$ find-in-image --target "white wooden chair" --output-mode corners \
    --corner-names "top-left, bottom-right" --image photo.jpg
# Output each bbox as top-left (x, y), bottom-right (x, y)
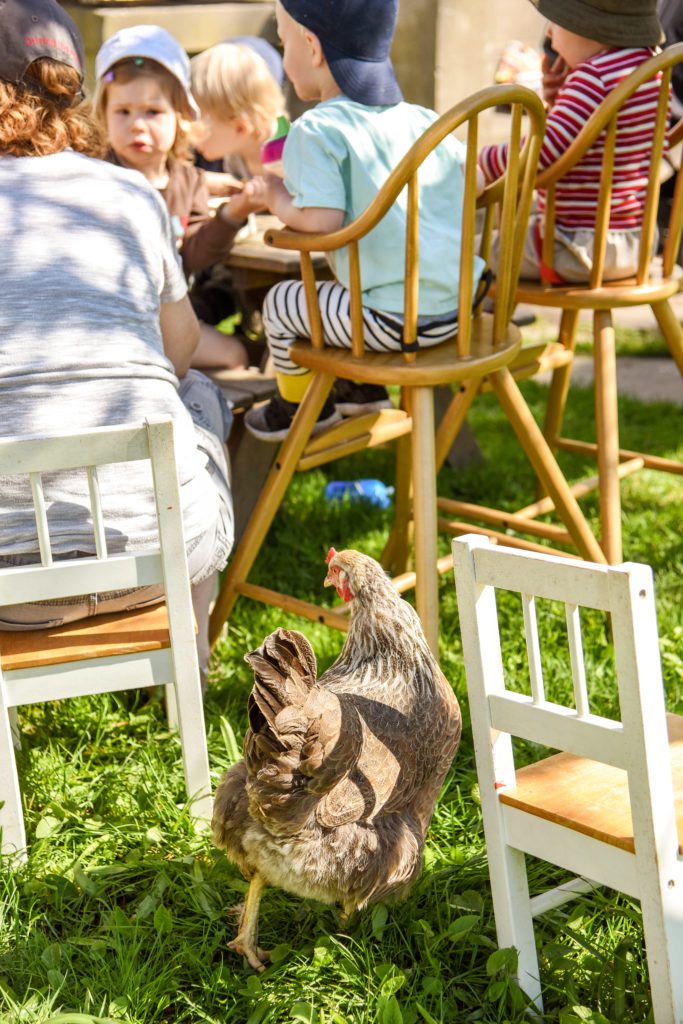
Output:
top-left (451, 533), bottom-right (683, 1020)
top-left (0, 418), bottom-right (212, 859)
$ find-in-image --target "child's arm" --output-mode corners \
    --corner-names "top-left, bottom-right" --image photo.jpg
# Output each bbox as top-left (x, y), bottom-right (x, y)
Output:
top-left (478, 63), bottom-right (608, 186)
top-left (260, 173), bottom-right (345, 233)
top-left (180, 168), bottom-right (260, 274)
top-left (160, 295), bottom-right (200, 378)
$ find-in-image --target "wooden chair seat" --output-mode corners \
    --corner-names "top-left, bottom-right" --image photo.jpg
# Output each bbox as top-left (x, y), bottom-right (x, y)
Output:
top-left (0, 603), bottom-right (170, 672)
top-left (515, 274), bottom-right (680, 310)
top-left (290, 315), bottom-right (522, 386)
top-left (501, 712), bottom-right (683, 855)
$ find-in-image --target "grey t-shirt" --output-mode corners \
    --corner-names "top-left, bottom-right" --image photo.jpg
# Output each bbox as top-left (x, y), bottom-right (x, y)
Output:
top-left (0, 150), bottom-right (223, 560)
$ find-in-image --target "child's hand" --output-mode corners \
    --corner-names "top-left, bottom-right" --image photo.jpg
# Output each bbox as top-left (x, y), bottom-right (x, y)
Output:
top-left (542, 51), bottom-right (569, 107)
top-left (205, 170), bottom-right (244, 197)
top-left (220, 178), bottom-right (268, 222)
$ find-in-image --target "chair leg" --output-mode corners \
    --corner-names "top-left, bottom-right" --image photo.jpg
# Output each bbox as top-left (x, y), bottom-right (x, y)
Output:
top-left (9, 705), bottom-right (20, 750)
top-left (435, 378), bottom-right (480, 472)
top-left (209, 373), bottom-right (335, 645)
top-left (536, 308), bottom-right (580, 500)
top-left (172, 654), bottom-right (213, 825)
top-left (411, 386), bottom-right (440, 656)
top-left (381, 428), bottom-right (412, 576)
top-left (0, 690), bottom-right (27, 860)
top-left (488, 842), bottom-right (543, 1011)
top-left (651, 298), bottom-right (683, 378)
top-left (542, 308), bottom-right (580, 450)
top-left (593, 309), bottom-right (622, 564)
top-left (490, 367), bottom-right (605, 564)
top-left (639, 870), bottom-right (683, 1023)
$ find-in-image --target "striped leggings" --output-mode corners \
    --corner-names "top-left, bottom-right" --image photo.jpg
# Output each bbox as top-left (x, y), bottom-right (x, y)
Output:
top-left (262, 279), bottom-right (459, 377)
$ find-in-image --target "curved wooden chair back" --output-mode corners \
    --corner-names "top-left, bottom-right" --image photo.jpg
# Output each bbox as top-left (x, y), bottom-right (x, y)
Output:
top-left (265, 83), bottom-right (545, 360)
top-left (535, 43), bottom-right (683, 288)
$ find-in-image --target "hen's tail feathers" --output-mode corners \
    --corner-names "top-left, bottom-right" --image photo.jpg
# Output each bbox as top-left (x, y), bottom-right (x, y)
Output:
top-left (243, 628), bottom-right (363, 837)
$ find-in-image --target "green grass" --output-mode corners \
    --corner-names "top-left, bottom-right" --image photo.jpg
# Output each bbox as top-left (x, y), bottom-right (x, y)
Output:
top-left (1, 367), bottom-right (682, 1024)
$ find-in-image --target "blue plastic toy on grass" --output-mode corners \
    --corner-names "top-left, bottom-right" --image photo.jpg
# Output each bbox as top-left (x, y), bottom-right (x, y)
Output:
top-left (324, 479), bottom-right (394, 509)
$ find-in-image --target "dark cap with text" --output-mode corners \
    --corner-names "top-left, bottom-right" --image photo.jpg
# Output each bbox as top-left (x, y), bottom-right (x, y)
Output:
top-left (0, 0), bottom-right (84, 84)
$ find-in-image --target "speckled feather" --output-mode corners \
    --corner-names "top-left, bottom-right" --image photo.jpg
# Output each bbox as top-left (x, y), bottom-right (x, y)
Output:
top-left (212, 549), bottom-right (461, 913)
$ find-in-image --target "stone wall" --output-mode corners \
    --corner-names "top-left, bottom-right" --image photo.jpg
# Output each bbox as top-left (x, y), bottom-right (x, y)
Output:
top-left (393, 0), bottom-right (543, 111)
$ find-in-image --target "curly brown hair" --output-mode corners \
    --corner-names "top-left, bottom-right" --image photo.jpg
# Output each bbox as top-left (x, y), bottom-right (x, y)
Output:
top-left (0, 58), bottom-right (105, 158)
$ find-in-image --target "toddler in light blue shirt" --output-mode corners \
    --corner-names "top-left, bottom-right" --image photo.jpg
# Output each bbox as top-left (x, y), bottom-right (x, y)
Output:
top-left (245, 0), bottom-right (484, 441)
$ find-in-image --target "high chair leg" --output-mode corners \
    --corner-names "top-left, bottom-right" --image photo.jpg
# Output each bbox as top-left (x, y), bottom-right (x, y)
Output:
top-left (435, 378), bottom-right (480, 472)
top-left (0, 692), bottom-right (26, 860)
top-left (209, 372), bottom-right (335, 645)
top-left (490, 367), bottom-right (605, 563)
top-left (651, 298), bottom-right (683, 377)
top-left (542, 308), bottom-right (580, 450)
top-left (411, 386), bottom-right (440, 656)
top-left (381, 428), bottom-right (412, 577)
top-left (593, 309), bottom-right (622, 564)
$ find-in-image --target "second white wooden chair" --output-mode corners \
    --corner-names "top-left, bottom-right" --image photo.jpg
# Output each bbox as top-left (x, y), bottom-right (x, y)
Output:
top-left (452, 533), bottom-right (683, 1020)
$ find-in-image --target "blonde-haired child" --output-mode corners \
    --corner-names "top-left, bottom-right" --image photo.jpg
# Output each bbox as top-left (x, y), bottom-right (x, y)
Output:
top-left (95, 26), bottom-right (263, 367)
top-left (191, 41), bottom-right (286, 188)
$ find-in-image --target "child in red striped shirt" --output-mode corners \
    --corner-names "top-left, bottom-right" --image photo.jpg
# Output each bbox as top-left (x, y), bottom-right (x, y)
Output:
top-left (479, 0), bottom-right (665, 283)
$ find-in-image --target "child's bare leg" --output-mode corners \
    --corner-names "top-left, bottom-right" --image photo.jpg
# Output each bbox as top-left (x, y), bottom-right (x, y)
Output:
top-left (192, 322), bottom-right (248, 369)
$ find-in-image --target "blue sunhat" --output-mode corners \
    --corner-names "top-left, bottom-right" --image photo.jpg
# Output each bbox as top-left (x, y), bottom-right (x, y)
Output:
top-left (229, 35), bottom-right (285, 87)
top-left (280, 0), bottom-right (402, 106)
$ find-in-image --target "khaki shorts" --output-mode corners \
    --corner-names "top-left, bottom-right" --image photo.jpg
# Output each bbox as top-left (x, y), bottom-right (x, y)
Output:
top-left (493, 218), bottom-right (644, 284)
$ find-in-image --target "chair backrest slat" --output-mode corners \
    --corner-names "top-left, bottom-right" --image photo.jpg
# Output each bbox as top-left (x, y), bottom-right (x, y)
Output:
top-left (300, 252), bottom-right (324, 349)
top-left (348, 241), bottom-right (366, 359)
top-left (457, 118), bottom-right (479, 356)
top-left (403, 175), bottom-right (420, 365)
top-left (87, 465), bottom-right (108, 560)
top-left (29, 472), bottom-right (52, 567)
top-left (663, 121), bottom-right (683, 276)
top-left (522, 593), bottom-right (545, 703)
top-left (566, 602), bottom-right (589, 717)
top-left (637, 66), bottom-right (672, 284)
top-left (589, 118), bottom-right (617, 289)
top-left (493, 103), bottom-right (523, 343)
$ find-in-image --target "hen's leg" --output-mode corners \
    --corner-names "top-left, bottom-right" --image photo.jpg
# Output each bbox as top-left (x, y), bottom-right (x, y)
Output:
top-left (228, 872), bottom-right (268, 971)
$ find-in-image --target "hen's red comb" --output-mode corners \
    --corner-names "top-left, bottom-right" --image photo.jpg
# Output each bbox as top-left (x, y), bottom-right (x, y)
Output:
top-left (326, 547), bottom-right (337, 565)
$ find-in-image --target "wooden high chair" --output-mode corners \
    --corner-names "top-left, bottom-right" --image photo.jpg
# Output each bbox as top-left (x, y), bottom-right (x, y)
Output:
top-left (452, 534), bottom-right (683, 1019)
top-left (209, 85), bottom-right (605, 656)
top-left (439, 45), bottom-right (683, 565)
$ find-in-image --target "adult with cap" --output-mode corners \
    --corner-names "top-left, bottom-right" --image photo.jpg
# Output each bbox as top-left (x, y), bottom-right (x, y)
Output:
top-left (479, 0), bottom-right (666, 283)
top-left (0, 0), bottom-right (235, 680)
top-left (243, 0), bottom-right (484, 440)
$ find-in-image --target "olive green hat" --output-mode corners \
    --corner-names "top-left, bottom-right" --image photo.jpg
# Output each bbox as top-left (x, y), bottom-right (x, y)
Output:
top-left (532, 0), bottom-right (663, 48)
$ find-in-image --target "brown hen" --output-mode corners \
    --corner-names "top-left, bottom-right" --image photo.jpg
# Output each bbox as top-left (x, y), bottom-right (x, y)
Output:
top-left (212, 548), bottom-right (461, 970)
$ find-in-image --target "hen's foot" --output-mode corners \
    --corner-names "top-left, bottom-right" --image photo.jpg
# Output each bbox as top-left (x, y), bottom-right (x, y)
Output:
top-left (228, 935), bottom-right (269, 972)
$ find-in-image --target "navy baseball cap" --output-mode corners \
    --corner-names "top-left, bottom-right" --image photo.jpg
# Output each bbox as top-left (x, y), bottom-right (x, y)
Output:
top-left (280, 0), bottom-right (402, 106)
top-left (0, 0), bottom-right (84, 84)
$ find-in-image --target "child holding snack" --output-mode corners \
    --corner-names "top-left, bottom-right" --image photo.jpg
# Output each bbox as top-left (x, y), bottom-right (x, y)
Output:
top-left (191, 39), bottom-right (287, 194)
top-left (95, 26), bottom-right (263, 366)
top-left (478, 0), bottom-right (666, 283)
top-left (243, 0), bottom-right (485, 441)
